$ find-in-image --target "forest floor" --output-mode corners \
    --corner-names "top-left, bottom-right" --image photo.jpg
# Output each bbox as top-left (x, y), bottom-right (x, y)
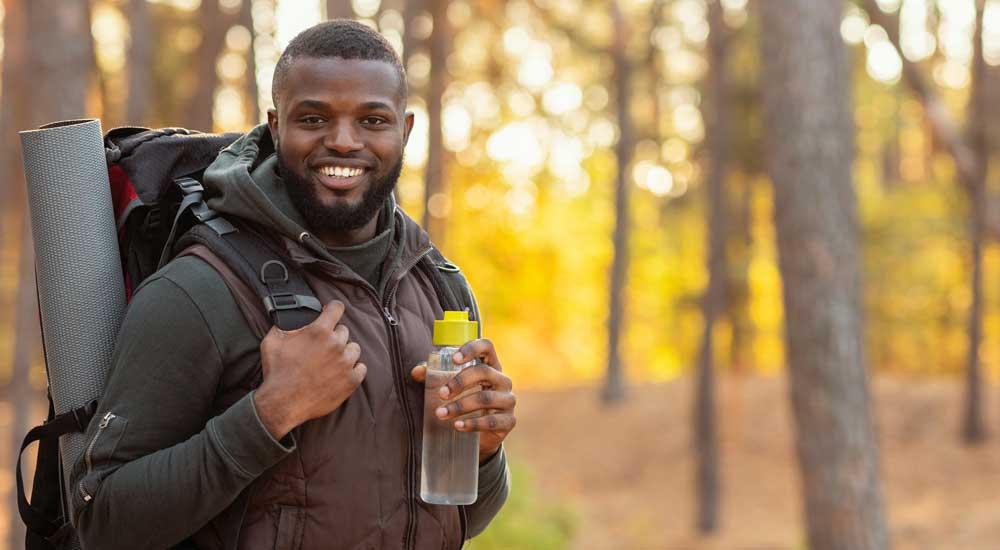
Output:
top-left (506, 373), bottom-right (1000, 550)
top-left (2, 375), bottom-right (999, 549)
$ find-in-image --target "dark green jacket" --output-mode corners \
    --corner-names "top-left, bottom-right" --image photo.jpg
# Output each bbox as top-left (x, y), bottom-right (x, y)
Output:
top-left (69, 124), bottom-right (509, 550)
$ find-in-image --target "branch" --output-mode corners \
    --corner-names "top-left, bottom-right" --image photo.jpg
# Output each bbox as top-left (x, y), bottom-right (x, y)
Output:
top-left (861, 0), bottom-right (978, 194)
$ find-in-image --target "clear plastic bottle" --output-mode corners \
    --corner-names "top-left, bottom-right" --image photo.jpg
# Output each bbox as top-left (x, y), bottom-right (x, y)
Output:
top-left (420, 311), bottom-right (480, 505)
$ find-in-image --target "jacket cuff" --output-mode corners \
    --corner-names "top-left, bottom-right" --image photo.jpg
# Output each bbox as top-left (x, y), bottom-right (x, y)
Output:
top-left (477, 445), bottom-right (507, 493)
top-left (206, 392), bottom-right (296, 479)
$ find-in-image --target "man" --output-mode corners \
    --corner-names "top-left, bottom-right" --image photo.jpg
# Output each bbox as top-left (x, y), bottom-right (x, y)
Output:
top-left (70, 20), bottom-right (514, 550)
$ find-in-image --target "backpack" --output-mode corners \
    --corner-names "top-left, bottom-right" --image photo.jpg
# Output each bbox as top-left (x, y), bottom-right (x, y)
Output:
top-left (16, 126), bottom-right (480, 550)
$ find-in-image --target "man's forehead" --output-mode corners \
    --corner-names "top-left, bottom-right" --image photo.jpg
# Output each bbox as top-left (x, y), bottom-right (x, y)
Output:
top-left (282, 56), bottom-right (405, 108)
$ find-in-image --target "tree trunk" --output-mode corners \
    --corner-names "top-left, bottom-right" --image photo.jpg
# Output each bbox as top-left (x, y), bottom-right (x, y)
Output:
top-left (402, 0), bottom-right (424, 73)
top-left (12, 2), bottom-right (94, 548)
top-left (184, 0), bottom-right (233, 132)
top-left (728, 175), bottom-right (754, 373)
top-left (693, 0), bottom-right (729, 533)
top-left (421, 0), bottom-right (449, 244)
top-left (126, 0), bottom-right (153, 125)
top-left (759, 1), bottom-right (890, 548)
top-left (241, 0), bottom-right (261, 125)
top-left (326, 0), bottom-right (353, 19)
top-left (963, 0), bottom-right (988, 443)
top-left (602, 0), bottom-right (632, 404)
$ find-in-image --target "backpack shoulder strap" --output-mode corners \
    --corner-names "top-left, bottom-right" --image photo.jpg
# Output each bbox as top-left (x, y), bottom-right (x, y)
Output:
top-left (420, 247), bottom-right (482, 338)
top-left (175, 220), bottom-right (321, 332)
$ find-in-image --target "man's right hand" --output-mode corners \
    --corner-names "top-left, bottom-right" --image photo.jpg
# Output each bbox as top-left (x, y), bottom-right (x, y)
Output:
top-left (253, 300), bottom-right (367, 439)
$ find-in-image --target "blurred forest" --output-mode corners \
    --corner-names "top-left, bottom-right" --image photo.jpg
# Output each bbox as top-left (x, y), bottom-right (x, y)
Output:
top-left (4, 0), bottom-right (1000, 548)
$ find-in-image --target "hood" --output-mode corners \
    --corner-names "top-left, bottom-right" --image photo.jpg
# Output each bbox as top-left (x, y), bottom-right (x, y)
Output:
top-left (201, 123), bottom-right (431, 269)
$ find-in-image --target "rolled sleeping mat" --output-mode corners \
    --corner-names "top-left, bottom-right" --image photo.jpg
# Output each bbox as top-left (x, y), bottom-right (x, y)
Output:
top-left (19, 119), bottom-right (126, 515)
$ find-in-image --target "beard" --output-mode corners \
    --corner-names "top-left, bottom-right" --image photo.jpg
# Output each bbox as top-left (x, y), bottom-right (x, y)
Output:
top-left (277, 149), bottom-right (402, 235)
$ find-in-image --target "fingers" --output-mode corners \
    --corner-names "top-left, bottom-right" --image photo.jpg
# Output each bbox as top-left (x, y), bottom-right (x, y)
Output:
top-left (454, 412), bottom-right (516, 433)
top-left (351, 362), bottom-right (368, 385)
top-left (435, 390), bottom-right (516, 420)
top-left (410, 362), bottom-right (427, 382)
top-left (440, 363), bottom-right (512, 398)
top-left (453, 338), bottom-right (500, 369)
top-left (312, 300), bottom-right (346, 332)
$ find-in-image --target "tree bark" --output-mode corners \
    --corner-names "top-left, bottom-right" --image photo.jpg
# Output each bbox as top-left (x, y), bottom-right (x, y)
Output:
top-left (759, 1), bottom-right (890, 548)
top-left (326, 0), bottom-right (353, 19)
top-left (126, 0), bottom-right (153, 125)
top-left (183, 0), bottom-right (234, 131)
top-left (962, 0), bottom-right (988, 443)
top-left (693, 0), bottom-right (729, 532)
top-left (402, 0), bottom-right (424, 73)
top-left (241, 0), bottom-right (261, 125)
top-left (602, 0), bottom-right (632, 404)
top-left (12, 2), bottom-right (94, 548)
top-left (421, 0), bottom-right (449, 244)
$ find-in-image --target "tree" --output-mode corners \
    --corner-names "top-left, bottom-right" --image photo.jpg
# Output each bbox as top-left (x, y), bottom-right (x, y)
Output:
top-left (601, 0), bottom-right (632, 403)
top-left (9, 2), bottom-right (94, 548)
top-left (862, 0), bottom-right (991, 443)
top-left (183, 0), bottom-right (237, 131)
top-left (326, 0), bottom-right (353, 19)
top-left (126, 0), bottom-right (153, 125)
top-left (759, 0), bottom-right (890, 548)
top-left (693, 0), bottom-right (730, 533)
top-left (421, 0), bottom-right (450, 245)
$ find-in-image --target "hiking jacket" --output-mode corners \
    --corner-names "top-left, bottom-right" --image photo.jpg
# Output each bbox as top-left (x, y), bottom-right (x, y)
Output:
top-left (69, 124), bottom-right (510, 550)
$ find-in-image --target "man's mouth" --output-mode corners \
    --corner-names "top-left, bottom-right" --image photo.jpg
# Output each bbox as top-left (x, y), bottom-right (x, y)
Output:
top-left (314, 164), bottom-right (369, 191)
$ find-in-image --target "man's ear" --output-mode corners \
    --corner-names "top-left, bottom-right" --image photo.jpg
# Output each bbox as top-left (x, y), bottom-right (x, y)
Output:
top-left (402, 111), bottom-right (415, 147)
top-left (267, 108), bottom-right (279, 148)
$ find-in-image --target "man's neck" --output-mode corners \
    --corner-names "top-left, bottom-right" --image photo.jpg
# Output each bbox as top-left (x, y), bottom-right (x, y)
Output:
top-left (316, 213), bottom-right (381, 248)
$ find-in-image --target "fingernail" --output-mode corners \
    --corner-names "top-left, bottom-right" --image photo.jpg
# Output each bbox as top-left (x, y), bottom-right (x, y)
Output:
top-left (436, 407), bottom-right (448, 418)
top-left (439, 386), bottom-right (451, 398)
top-left (453, 352), bottom-right (463, 362)
top-left (455, 420), bottom-right (465, 429)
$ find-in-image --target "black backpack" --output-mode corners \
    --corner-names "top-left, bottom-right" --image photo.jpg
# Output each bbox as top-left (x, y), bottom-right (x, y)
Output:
top-left (16, 126), bottom-right (480, 550)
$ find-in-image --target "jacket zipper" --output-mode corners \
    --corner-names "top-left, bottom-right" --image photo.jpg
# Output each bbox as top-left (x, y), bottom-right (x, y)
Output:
top-left (79, 411), bottom-right (116, 503)
top-left (372, 246), bottom-right (433, 550)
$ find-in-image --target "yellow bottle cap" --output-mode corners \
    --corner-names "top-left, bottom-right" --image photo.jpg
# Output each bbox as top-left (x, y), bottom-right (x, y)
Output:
top-left (433, 310), bottom-right (479, 346)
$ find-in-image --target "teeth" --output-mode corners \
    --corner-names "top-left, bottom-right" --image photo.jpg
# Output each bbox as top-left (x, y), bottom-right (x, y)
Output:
top-left (319, 166), bottom-right (363, 178)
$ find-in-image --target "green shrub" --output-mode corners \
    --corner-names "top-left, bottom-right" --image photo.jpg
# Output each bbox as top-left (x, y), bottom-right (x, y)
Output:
top-left (466, 462), bottom-right (576, 550)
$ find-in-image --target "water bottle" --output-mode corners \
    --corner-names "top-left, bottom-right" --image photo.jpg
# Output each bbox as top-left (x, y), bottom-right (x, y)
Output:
top-left (420, 310), bottom-right (480, 505)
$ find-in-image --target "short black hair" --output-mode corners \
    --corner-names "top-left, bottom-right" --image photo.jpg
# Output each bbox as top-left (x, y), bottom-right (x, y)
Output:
top-left (271, 19), bottom-right (406, 107)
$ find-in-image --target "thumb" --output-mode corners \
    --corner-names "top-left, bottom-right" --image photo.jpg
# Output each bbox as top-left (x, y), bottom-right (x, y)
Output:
top-left (311, 300), bottom-right (347, 331)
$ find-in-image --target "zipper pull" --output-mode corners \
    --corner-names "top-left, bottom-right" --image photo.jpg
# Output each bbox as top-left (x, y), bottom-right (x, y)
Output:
top-left (383, 306), bottom-right (398, 326)
top-left (99, 411), bottom-right (115, 429)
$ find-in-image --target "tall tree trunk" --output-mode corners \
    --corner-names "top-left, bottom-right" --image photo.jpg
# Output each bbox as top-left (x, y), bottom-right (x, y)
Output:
top-left (184, 0), bottom-right (233, 131)
top-left (759, 1), bottom-right (890, 548)
top-left (242, 0), bottom-right (261, 125)
top-left (602, 0), bottom-right (632, 404)
top-left (728, 175), bottom-right (754, 373)
top-left (326, 0), bottom-right (353, 19)
top-left (694, 0), bottom-right (729, 532)
top-left (2, 4), bottom-right (31, 548)
top-left (963, 0), bottom-right (988, 443)
top-left (402, 0), bottom-right (424, 73)
top-left (421, 0), bottom-right (449, 244)
top-left (14, 2), bottom-right (94, 548)
top-left (126, 0), bottom-right (153, 125)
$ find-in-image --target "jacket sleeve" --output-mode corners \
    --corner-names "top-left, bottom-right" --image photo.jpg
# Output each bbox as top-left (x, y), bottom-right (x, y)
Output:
top-left (70, 272), bottom-right (294, 550)
top-left (463, 446), bottom-right (511, 538)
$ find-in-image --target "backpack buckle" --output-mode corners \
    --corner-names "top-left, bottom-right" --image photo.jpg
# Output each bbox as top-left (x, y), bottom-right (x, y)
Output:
top-left (263, 293), bottom-right (322, 315)
top-left (175, 177), bottom-right (204, 195)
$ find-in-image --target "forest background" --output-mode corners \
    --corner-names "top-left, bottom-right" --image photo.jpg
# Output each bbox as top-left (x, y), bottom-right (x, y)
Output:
top-left (4, 0), bottom-right (1000, 548)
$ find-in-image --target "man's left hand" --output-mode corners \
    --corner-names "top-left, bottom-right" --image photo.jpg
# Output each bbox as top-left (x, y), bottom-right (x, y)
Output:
top-left (411, 339), bottom-right (516, 464)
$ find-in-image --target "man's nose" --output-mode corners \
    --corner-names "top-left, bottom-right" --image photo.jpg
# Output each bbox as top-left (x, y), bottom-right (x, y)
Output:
top-left (324, 120), bottom-right (363, 154)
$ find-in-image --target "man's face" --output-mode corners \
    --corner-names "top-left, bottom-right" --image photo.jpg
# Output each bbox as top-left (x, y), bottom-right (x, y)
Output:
top-left (268, 57), bottom-right (414, 235)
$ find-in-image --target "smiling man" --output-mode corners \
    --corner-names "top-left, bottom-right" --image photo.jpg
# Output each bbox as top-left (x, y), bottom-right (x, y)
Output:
top-left (70, 20), bottom-right (513, 550)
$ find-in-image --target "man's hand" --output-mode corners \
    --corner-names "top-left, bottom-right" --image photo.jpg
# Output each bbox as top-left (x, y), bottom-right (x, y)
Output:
top-left (411, 339), bottom-right (516, 463)
top-left (254, 300), bottom-right (367, 440)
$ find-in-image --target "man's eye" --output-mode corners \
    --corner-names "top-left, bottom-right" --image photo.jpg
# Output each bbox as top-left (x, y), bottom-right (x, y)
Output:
top-left (300, 116), bottom-right (324, 124)
top-left (363, 117), bottom-right (387, 126)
